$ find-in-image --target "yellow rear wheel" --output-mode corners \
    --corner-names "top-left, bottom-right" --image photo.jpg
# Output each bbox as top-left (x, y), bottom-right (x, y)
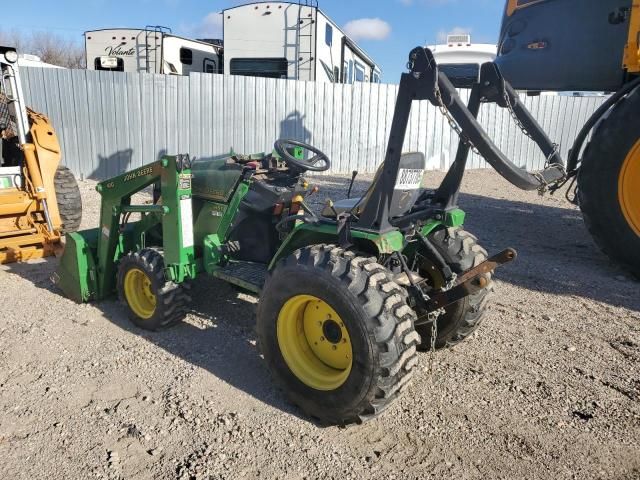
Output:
top-left (619, 139), bottom-right (640, 237)
top-left (277, 295), bottom-right (352, 391)
top-left (257, 245), bottom-right (420, 425)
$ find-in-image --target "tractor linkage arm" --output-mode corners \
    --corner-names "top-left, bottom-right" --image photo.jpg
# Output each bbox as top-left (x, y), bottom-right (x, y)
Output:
top-left (356, 47), bottom-right (567, 232)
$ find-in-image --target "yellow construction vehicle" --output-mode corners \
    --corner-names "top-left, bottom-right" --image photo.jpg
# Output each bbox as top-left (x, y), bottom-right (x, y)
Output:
top-left (494, 0), bottom-right (640, 275)
top-left (0, 46), bottom-right (81, 263)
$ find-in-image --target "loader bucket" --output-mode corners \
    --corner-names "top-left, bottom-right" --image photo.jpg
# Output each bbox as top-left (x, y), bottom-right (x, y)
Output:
top-left (53, 228), bottom-right (99, 303)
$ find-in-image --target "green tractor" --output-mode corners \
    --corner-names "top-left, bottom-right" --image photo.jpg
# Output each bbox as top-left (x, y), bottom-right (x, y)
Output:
top-left (53, 46), bottom-right (578, 425)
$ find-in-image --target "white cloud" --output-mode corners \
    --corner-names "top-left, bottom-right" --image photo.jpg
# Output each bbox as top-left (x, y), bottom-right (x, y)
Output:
top-left (343, 18), bottom-right (391, 41)
top-left (199, 12), bottom-right (223, 37)
top-left (437, 26), bottom-right (471, 43)
top-left (179, 11), bottom-right (223, 39)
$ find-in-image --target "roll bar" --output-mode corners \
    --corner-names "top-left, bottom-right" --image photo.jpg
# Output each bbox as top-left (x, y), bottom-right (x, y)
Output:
top-left (356, 47), bottom-right (566, 231)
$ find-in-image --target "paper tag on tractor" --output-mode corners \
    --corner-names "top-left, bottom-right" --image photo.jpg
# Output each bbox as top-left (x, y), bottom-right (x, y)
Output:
top-left (180, 198), bottom-right (194, 248)
top-left (395, 169), bottom-right (424, 190)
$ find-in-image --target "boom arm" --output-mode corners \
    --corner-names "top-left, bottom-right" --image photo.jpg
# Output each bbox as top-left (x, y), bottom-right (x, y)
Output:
top-left (356, 47), bottom-right (566, 231)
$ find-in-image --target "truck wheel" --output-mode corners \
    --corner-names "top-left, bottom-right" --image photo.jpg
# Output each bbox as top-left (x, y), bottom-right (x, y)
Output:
top-left (578, 87), bottom-right (640, 278)
top-left (117, 249), bottom-right (191, 330)
top-left (415, 227), bottom-right (493, 350)
top-left (257, 245), bottom-right (420, 425)
top-left (54, 165), bottom-right (82, 234)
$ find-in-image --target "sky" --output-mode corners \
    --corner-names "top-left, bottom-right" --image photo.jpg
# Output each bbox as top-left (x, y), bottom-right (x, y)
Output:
top-left (3, 0), bottom-right (506, 81)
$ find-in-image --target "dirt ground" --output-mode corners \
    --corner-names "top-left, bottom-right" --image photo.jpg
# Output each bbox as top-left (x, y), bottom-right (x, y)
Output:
top-left (0, 170), bottom-right (638, 480)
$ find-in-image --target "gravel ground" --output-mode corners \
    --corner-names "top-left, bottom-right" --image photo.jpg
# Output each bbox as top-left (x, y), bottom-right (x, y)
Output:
top-left (0, 169), bottom-right (638, 480)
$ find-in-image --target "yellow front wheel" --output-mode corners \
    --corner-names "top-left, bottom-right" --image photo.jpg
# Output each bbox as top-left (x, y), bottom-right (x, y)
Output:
top-left (257, 245), bottom-right (420, 425)
top-left (117, 249), bottom-right (191, 330)
top-left (123, 268), bottom-right (157, 319)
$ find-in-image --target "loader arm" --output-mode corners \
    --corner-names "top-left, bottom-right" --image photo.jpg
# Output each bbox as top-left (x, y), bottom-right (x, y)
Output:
top-left (57, 155), bottom-right (196, 302)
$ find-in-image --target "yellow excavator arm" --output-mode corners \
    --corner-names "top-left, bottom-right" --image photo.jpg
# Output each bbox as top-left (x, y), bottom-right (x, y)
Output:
top-left (0, 46), bottom-right (81, 264)
top-left (624, 0), bottom-right (640, 73)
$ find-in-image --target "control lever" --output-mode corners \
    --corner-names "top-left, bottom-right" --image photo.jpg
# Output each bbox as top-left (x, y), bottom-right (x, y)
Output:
top-left (325, 199), bottom-right (339, 217)
top-left (347, 170), bottom-right (358, 199)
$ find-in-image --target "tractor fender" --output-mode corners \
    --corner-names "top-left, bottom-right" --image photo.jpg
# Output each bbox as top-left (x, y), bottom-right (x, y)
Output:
top-left (267, 214), bottom-right (463, 271)
top-left (268, 223), bottom-right (406, 271)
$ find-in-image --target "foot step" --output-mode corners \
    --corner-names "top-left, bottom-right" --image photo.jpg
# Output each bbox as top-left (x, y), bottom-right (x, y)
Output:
top-left (212, 261), bottom-right (267, 294)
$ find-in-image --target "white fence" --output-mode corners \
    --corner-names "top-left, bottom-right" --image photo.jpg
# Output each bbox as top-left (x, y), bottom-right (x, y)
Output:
top-left (21, 67), bottom-right (606, 180)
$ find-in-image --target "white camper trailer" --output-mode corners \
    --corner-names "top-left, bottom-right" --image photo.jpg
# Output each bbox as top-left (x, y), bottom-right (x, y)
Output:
top-left (428, 35), bottom-right (497, 88)
top-left (223, 1), bottom-right (381, 83)
top-left (85, 27), bottom-right (223, 75)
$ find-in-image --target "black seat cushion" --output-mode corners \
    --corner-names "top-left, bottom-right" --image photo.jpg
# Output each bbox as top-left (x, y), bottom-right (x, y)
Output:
top-left (321, 152), bottom-right (427, 219)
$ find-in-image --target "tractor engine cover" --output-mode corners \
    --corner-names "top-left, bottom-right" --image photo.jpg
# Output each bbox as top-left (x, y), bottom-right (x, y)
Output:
top-left (495, 0), bottom-right (632, 92)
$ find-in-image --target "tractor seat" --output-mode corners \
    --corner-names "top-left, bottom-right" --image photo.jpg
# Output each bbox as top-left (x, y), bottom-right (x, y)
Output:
top-left (321, 152), bottom-right (427, 219)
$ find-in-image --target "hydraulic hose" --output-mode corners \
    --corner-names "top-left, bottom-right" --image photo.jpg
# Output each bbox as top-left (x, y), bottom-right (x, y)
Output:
top-left (566, 76), bottom-right (640, 174)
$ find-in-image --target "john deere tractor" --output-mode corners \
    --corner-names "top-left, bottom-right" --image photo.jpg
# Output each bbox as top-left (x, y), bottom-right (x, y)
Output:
top-left (66, 36), bottom-right (631, 423)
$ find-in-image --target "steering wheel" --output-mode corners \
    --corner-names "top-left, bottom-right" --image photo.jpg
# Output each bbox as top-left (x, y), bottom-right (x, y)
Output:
top-left (274, 139), bottom-right (331, 173)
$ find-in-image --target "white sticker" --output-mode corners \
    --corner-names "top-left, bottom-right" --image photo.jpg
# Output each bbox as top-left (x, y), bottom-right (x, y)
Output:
top-left (101, 226), bottom-right (110, 238)
top-left (395, 168), bottom-right (424, 190)
top-left (180, 197), bottom-right (194, 248)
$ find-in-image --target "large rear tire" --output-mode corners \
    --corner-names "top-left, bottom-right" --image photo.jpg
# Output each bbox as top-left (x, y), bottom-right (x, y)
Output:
top-left (578, 87), bottom-right (640, 278)
top-left (257, 245), bottom-right (420, 425)
top-left (54, 165), bottom-right (82, 234)
top-left (414, 227), bottom-right (493, 350)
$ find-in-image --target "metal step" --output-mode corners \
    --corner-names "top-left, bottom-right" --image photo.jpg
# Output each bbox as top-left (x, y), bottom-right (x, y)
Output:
top-left (212, 261), bottom-right (267, 294)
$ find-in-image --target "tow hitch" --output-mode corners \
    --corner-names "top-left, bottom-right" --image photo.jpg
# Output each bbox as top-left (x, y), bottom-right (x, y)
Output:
top-left (423, 248), bottom-right (517, 315)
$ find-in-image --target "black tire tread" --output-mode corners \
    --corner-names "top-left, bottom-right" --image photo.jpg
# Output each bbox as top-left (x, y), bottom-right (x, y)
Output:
top-left (416, 227), bottom-right (493, 350)
top-left (54, 165), bottom-right (82, 234)
top-left (117, 249), bottom-right (192, 330)
top-left (577, 86), bottom-right (640, 277)
top-left (258, 244), bottom-right (420, 425)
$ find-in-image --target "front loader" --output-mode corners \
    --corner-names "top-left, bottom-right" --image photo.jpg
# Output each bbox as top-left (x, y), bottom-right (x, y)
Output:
top-left (0, 46), bottom-right (82, 263)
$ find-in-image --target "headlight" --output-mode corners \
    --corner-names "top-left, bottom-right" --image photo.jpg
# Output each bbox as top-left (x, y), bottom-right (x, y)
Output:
top-left (4, 50), bottom-right (18, 63)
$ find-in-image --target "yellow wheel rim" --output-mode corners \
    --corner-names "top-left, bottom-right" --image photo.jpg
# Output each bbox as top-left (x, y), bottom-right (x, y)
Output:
top-left (123, 268), bottom-right (157, 320)
top-left (619, 139), bottom-right (640, 237)
top-left (277, 295), bottom-right (353, 391)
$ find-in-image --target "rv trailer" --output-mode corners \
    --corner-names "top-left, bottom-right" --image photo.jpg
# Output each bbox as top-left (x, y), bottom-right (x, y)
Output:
top-left (223, 1), bottom-right (382, 83)
top-left (427, 34), bottom-right (497, 88)
top-left (85, 27), bottom-right (223, 75)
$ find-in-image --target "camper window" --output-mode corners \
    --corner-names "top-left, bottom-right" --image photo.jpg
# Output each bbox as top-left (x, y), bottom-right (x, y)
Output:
top-left (342, 62), bottom-right (348, 83)
top-left (372, 72), bottom-right (380, 83)
top-left (354, 62), bottom-right (365, 82)
top-left (230, 58), bottom-right (288, 78)
top-left (180, 48), bottom-right (193, 65)
top-left (325, 24), bottom-right (333, 47)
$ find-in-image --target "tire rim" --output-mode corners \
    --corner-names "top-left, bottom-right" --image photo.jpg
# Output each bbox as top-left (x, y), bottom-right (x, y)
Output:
top-left (124, 268), bottom-right (156, 319)
top-left (277, 295), bottom-right (352, 391)
top-left (619, 139), bottom-right (640, 237)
